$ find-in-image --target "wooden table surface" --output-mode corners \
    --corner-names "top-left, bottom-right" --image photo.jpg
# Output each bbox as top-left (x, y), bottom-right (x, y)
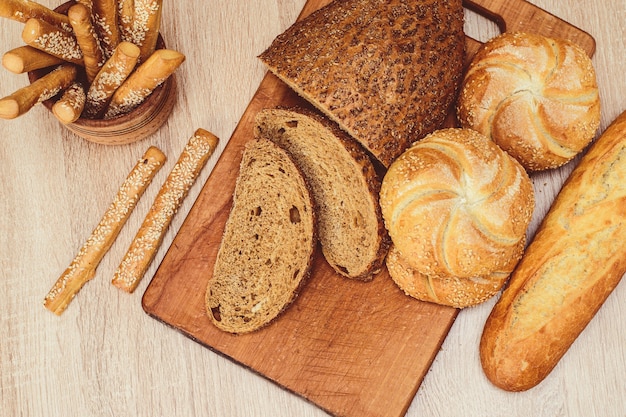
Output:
top-left (1, 1), bottom-right (624, 416)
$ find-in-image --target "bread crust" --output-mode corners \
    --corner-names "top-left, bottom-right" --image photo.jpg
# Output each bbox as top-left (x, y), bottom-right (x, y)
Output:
top-left (457, 31), bottom-right (600, 171)
top-left (255, 106), bottom-right (390, 281)
top-left (480, 110), bottom-right (626, 391)
top-left (259, 0), bottom-right (465, 167)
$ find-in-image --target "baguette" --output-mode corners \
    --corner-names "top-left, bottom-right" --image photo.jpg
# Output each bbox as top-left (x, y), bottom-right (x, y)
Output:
top-left (2, 45), bottom-right (64, 74)
top-left (22, 17), bottom-right (83, 66)
top-left (123, 0), bottom-right (162, 63)
top-left (0, 63), bottom-right (76, 119)
top-left (480, 109), bottom-right (626, 391)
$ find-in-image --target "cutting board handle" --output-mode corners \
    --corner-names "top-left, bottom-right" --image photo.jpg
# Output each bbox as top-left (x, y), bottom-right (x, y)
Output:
top-left (463, 0), bottom-right (596, 56)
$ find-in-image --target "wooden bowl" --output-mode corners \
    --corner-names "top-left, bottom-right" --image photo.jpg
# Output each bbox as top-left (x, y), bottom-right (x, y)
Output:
top-left (27, 1), bottom-right (176, 145)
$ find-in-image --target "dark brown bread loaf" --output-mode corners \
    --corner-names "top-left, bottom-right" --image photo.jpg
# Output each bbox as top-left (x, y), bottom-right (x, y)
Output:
top-left (258, 0), bottom-right (465, 167)
top-left (255, 107), bottom-right (389, 281)
top-left (206, 139), bottom-right (316, 334)
top-left (480, 110), bottom-right (626, 391)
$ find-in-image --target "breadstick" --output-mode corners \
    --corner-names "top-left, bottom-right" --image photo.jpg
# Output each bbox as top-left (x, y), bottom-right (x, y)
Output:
top-left (68, 3), bottom-right (104, 83)
top-left (112, 129), bottom-right (219, 293)
top-left (22, 18), bottom-right (83, 66)
top-left (104, 49), bottom-right (184, 118)
top-left (52, 81), bottom-right (86, 124)
top-left (2, 45), bottom-right (63, 73)
top-left (0, 0), bottom-right (71, 31)
top-left (0, 64), bottom-right (76, 119)
top-left (84, 41), bottom-right (140, 118)
top-left (117, 0), bottom-right (134, 43)
top-left (43, 146), bottom-right (166, 316)
top-left (91, 0), bottom-right (120, 59)
top-left (125, 0), bottom-right (162, 63)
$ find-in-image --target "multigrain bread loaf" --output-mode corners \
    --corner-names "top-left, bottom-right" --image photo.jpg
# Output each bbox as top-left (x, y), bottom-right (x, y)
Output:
top-left (379, 128), bottom-right (534, 279)
top-left (259, 0), bottom-right (465, 167)
top-left (385, 245), bottom-right (513, 308)
top-left (254, 107), bottom-right (389, 281)
top-left (480, 109), bottom-right (626, 392)
top-left (206, 139), bottom-right (316, 334)
top-left (457, 31), bottom-right (600, 171)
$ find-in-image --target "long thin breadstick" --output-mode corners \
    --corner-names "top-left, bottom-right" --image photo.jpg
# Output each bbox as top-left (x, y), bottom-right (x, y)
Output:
top-left (0, 64), bottom-right (76, 119)
top-left (43, 146), bottom-right (166, 316)
top-left (0, 0), bottom-right (71, 31)
top-left (84, 41), bottom-right (139, 118)
top-left (91, 0), bottom-right (120, 59)
top-left (125, 0), bottom-right (162, 63)
top-left (22, 18), bottom-right (83, 66)
top-left (104, 49), bottom-right (184, 118)
top-left (52, 81), bottom-right (86, 124)
top-left (68, 3), bottom-right (104, 83)
top-left (112, 129), bottom-right (220, 293)
top-left (117, 0), bottom-right (134, 43)
top-left (2, 45), bottom-right (64, 73)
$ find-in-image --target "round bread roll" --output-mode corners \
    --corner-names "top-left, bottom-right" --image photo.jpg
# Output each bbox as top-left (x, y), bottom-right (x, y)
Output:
top-left (379, 128), bottom-right (534, 279)
top-left (457, 31), bottom-right (600, 172)
top-left (386, 245), bottom-right (514, 308)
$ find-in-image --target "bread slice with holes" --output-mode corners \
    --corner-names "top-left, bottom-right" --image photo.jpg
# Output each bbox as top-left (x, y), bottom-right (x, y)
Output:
top-left (255, 107), bottom-right (389, 281)
top-left (206, 138), bottom-right (316, 334)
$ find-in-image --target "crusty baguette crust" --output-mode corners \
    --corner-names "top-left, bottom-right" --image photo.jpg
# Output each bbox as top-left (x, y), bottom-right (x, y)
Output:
top-left (480, 110), bottom-right (626, 391)
top-left (254, 106), bottom-right (390, 281)
top-left (259, 0), bottom-right (465, 167)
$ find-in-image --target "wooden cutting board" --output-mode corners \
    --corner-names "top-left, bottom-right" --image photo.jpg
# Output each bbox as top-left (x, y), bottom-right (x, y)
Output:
top-left (142, 1), bottom-right (595, 416)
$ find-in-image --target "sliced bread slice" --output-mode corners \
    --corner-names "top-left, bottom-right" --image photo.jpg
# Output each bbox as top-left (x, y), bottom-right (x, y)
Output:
top-left (206, 138), bottom-right (316, 334)
top-left (255, 107), bottom-right (389, 281)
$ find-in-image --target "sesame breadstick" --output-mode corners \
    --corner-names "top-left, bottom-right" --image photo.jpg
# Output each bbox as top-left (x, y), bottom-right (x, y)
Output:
top-left (52, 81), bottom-right (85, 124)
top-left (0, 64), bottom-right (76, 119)
top-left (91, 0), bottom-right (120, 59)
top-left (104, 49), bottom-right (184, 118)
top-left (22, 18), bottom-right (83, 66)
top-left (126, 0), bottom-right (162, 63)
top-left (44, 146), bottom-right (166, 315)
top-left (117, 0), bottom-right (134, 43)
top-left (84, 41), bottom-right (140, 118)
top-left (2, 45), bottom-right (64, 73)
top-left (112, 129), bottom-right (219, 293)
top-left (0, 0), bottom-right (71, 31)
top-left (68, 3), bottom-right (104, 83)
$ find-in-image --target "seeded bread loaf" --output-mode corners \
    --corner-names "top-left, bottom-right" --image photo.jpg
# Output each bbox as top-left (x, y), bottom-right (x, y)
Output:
top-left (255, 107), bottom-right (389, 281)
top-left (457, 31), bottom-right (600, 171)
top-left (480, 110), bottom-right (626, 391)
top-left (259, 0), bottom-right (465, 167)
top-left (206, 139), bottom-right (316, 334)
top-left (379, 128), bottom-right (535, 280)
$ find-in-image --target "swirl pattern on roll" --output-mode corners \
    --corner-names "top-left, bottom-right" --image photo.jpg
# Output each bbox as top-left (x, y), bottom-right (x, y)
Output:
top-left (380, 128), bottom-right (534, 279)
top-left (457, 32), bottom-right (600, 171)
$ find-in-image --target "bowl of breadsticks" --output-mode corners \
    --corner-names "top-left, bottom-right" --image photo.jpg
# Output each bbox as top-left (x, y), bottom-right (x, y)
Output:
top-left (0, 0), bottom-right (184, 145)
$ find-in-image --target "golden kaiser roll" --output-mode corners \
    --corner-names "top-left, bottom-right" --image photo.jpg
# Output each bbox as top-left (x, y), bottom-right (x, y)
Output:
top-left (380, 128), bottom-right (534, 280)
top-left (457, 31), bottom-right (600, 171)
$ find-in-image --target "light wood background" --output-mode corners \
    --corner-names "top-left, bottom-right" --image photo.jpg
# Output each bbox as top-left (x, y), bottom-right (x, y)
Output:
top-left (1, 1), bottom-right (624, 416)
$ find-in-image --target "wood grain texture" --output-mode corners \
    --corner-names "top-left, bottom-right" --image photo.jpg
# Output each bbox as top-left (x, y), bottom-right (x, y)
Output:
top-left (1, 1), bottom-right (624, 417)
